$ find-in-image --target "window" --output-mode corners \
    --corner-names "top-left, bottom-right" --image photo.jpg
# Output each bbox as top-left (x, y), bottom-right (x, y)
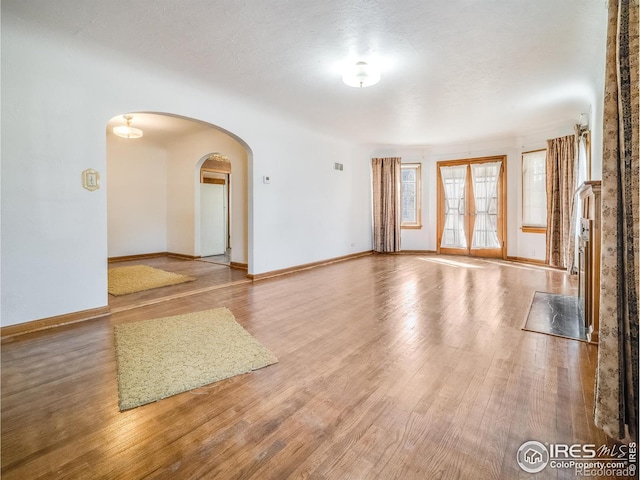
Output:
top-left (522, 149), bottom-right (547, 232)
top-left (401, 163), bottom-right (422, 228)
top-left (573, 133), bottom-right (589, 237)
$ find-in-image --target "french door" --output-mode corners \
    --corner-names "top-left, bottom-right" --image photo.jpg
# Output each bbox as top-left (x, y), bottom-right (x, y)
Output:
top-left (436, 156), bottom-right (507, 258)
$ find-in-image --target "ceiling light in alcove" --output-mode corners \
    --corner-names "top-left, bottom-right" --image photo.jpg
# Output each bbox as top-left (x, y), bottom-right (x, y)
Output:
top-left (207, 153), bottom-right (230, 163)
top-left (113, 115), bottom-right (144, 139)
top-left (342, 61), bottom-right (381, 88)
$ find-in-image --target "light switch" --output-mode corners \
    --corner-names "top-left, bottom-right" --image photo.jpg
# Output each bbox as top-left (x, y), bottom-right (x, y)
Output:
top-left (82, 168), bottom-right (100, 191)
top-left (263, 176), bottom-right (271, 184)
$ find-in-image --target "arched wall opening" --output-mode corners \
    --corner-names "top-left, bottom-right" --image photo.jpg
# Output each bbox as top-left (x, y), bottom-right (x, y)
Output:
top-left (198, 154), bottom-right (232, 261)
top-left (106, 112), bottom-right (252, 269)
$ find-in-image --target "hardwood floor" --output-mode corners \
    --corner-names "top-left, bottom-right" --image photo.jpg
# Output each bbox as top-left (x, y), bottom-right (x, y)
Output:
top-left (108, 256), bottom-right (249, 312)
top-left (1, 254), bottom-right (613, 479)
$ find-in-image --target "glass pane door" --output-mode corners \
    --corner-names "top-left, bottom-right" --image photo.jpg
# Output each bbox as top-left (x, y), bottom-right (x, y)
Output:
top-left (470, 161), bottom-right (501, 249)
top-left (440, 165), bottom-right (468, 249)
top-left (437, 157), bottom-right (506, 258)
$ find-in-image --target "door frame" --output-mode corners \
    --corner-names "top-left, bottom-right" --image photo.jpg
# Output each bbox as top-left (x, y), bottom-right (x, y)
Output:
top-left (436, 155), bottom-right (507, 259)
top-left (200, 181), bottom-right (227, 256)
top-left (201, 167), bottom-right (231, 251)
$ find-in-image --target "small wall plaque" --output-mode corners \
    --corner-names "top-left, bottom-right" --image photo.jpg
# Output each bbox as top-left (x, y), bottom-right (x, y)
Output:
top-left (82, 168), bottom-right (100, 191)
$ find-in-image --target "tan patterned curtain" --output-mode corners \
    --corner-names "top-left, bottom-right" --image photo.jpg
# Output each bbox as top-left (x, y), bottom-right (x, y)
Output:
top-left (372, 157), bottom-right (402, 252)
top-left (545, 134), bottom-right (577, 268)
top-left (594, 0), bottom-right (639, 442)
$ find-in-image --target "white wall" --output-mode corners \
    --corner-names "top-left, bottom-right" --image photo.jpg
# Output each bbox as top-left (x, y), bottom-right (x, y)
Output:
top-left (1, 16), bottom-right (372, 326)
top-left (253, 141), bottom-right (372, 271)
top-left (372, 122), bottom-right (577, 262)
top-left (589, 91), bottom-right (604, 180)
top-left (165, 129), bottom-right (249, 262)
top-left (107, 138), bottom-right (168, 257)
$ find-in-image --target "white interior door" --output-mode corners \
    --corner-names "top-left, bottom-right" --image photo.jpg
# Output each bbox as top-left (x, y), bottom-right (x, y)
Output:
top-left (200, 183), bottom-right (225, 256)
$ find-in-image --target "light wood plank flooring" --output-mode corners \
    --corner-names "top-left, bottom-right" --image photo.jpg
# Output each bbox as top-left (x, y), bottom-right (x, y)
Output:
top-left (2, 254), bottom-right (613, 479)
top-left (108, 256), bottom-right (249, 312)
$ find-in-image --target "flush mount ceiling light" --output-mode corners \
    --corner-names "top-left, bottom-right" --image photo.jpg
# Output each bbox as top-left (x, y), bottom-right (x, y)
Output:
top-left (342, 61), bottom-right (381, 88)
top-left (113, 115), bottom-right (143, 139)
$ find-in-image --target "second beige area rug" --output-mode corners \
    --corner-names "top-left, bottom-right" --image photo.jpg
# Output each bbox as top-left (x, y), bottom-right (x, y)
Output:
top-left (114, 308), bottom-right (278, 410)
top-left (108, 265), bottom-right (196, 296)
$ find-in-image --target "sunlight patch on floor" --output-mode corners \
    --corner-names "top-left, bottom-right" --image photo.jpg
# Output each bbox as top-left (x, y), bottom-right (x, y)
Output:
top-left (417, 257), bottom-right (483, 269)
top-left (481, 259), bottom-right (553, 272)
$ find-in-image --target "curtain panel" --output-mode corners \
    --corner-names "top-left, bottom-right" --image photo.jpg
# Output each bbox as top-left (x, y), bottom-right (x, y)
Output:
top-left (594, 0), bottom-right (639, 442)
top-left (372, 157), bottom-right (402, 252)
top-left (545, 134), bottom-right (577, 269)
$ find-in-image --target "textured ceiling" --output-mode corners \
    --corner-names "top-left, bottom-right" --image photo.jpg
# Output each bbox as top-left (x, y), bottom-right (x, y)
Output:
top-left (6, 0), bottom-right (608, 145)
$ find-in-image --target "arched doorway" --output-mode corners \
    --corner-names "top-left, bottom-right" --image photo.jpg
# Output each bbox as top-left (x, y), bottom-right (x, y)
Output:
top-left (199, 154), bottom-right (232, 265)
top-left (106, 112), bottom-right (251, 269)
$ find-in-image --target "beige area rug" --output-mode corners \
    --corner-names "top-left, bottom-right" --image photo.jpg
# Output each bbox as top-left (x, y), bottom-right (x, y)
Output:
top-left (114, 308), bottom-right (278, 410)
top-left (108, 265), bottom-right (196, 296)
